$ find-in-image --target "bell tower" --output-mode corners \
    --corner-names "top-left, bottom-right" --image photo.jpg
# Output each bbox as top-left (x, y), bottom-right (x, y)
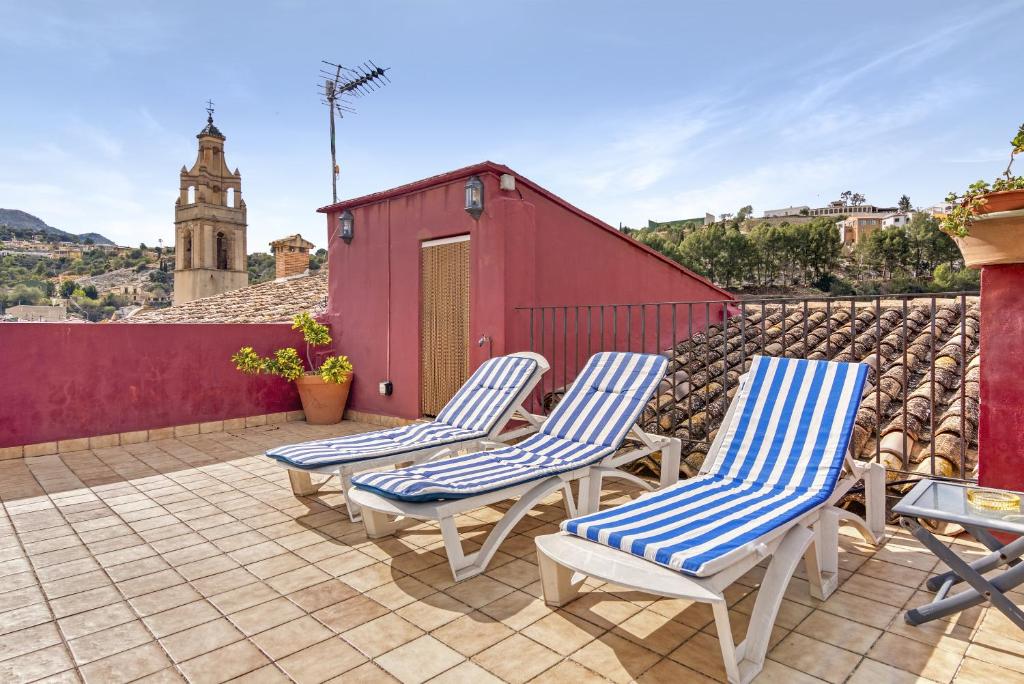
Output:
top-left (172, 103), bottom-right (248, 305)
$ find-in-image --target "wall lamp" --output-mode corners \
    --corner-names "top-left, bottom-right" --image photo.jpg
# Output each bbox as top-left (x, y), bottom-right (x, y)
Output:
top-left (464, 175), bottom-right (484, 220)
top-left (338, 209), bottom-right (354, 244)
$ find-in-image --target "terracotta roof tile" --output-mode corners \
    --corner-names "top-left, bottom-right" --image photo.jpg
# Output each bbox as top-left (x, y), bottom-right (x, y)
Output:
top-left (129, 271), bottom-right (328, 323)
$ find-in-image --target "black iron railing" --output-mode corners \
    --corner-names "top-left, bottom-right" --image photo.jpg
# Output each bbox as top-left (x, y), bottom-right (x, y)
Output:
top-left (516, 292), bottom-right (980, 484)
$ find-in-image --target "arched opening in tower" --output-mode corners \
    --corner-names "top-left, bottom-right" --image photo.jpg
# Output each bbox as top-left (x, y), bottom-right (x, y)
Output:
top-left (182, 231), bottom-right (193, 269)
top-left (216, 232), bottom-right (229, 270)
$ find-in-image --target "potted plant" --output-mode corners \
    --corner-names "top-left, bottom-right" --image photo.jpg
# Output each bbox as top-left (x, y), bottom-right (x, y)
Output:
top-left (232, 312), bottom-right (354, 425)
top-left (943, 123), bottom-right (1024, 268)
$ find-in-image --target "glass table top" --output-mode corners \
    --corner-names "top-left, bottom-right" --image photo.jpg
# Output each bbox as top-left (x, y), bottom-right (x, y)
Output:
top-left (894, 479), bottom-right (1024, 536)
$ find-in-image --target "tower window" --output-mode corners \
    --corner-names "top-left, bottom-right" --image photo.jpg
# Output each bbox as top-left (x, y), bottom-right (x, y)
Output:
top-left (226, 187), bottom-right (235, 208)
top-left (182, 230), bottom-right (193, 269)
top-left (187, 186), bottom-right (196, 204)
top-left (216, 232), bottom-right (229, 270)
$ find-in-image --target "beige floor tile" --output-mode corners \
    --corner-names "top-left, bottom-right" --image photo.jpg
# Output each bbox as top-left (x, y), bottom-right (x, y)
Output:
top-left (522, 610), bottom-right (605, 656)
top-left (477, 590), bottom-right (550, 631)
top-left (314, 594), bottom-right (390, 633)
top-left (250, 616), bottom-right (333, 660)
top-left (325, 661), bottom-right (400, 683)
top-left (208, 582), bottom-right (279, 615)
top-left (443, 575), bottom-right (515, 610)
top-left (768, 632), bottom-right (861, 684)
top-left (286, 580), bottom-right (358, 613)
top-left (569, 632), bottom-right (661, 683)
top-left (0, 642), bottom-right (74, 684)
top-left (159, 617), bottom-right (244, 662)
top-left (964, 637), bottom-right (1024, 676)
top-left (276, 637), bottom-right (367, 684)
top-left (611, 608), bottom-right (699, 656)
top-left (426, 659), bottom-right (504, 683)
top-left (0, 621), bottom-right (63, 661)
top-left (143, 599), bottom-right (221, 638)
top-left (225, 664), bottom-right (292, 684)
top-left (528, 660), bottom-right (604, 683)
top-left (849, 657), bottom-right (940, 684)
top-left (78, 642), bottom-right (171, 684)
top-left (179, 639), bottom-right (271, 684)
top-left (473, 634), bottom-right (562, 684)
top-left (376, 634), bottom-right (465, 684)
top-left (396, 593), bottom-right (472, 631)
top-left (58, 601), bottom-right (136, 640)
top-left (342, 613), bottom-right (424, 658)
top-left (68, 619), bottom-right (153, 665)
top-left (868, 632), bottom-right (965, 682)
top-left (793, 609), bottom-right (883, 653)
top-left (818, 589), bottom-right (902, 629)
top-left (0, 602), bottom-right (53, 636)
top-left (637, 657), bottom-right (718, 683)
top-left (431, 611), bottom-right (515, 657)
top-left (228, 596), bottom-right (306, 636)
top-left (955, 656), bottom-right (1024, 683)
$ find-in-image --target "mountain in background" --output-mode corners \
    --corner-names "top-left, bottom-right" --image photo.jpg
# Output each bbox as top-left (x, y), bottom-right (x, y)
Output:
top-left (0, 209), bottom-right (115, 245)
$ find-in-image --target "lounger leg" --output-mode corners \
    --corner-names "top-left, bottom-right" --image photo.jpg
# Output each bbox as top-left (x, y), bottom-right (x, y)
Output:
top-left (537, 546), bottom-right (584, 606)
top-left (287, 470), bottom-right (320, 497)
top-left (660, 437), bottom-right (682, 488)
top-left (362, 507), bottom-right (402, 539)
top-left (864, 462), bottom-right (888, 545)
top-left (733, 524), bottom-right (815, 684)
top-left (577, 472), bottom-right (603, 516)
top-left (806, 508), bottom-right (840, 600)
top-left (712, 600), bottom-right (742, 684)
top-left (339, 472), bottom-right (361, 523)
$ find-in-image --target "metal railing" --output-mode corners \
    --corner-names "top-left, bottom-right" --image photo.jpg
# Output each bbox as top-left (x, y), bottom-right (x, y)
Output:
top-left (516, 292), bottom-right (980, 484)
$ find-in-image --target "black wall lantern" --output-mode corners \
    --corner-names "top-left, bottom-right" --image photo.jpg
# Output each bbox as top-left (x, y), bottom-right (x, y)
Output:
top-left (338, 209), bottom-right (354, 244)
top-left (464, 175), bottom-right (484, 220)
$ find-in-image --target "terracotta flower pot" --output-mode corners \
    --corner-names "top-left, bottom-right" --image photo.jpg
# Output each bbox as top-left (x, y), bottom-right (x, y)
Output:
top-left (954, 208), bottom-right (1024, 269)
top-left (295, 373), bottom-right (352, 425)
top-left (976, 188), bottom-right (1024, 215)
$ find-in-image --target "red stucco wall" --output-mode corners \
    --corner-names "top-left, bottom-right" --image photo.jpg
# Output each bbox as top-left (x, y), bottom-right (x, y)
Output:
top-left (0, 323), bottom-right (304, 448)
top-left (978, 264), bottom-right (1024, 491)
top-left (322, 163), bottom-right (733, 421)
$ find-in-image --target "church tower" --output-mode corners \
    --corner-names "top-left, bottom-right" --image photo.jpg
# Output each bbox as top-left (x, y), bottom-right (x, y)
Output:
top-left (172, 105), bottom-right (248, 305)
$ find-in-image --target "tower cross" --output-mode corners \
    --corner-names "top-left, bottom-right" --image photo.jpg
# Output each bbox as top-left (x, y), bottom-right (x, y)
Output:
top-left (205, 99), bottom-right (215, 118)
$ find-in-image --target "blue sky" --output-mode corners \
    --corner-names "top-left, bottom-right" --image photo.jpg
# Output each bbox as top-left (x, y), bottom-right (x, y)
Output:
top-left (1, 1), bottom-right (1021, 251)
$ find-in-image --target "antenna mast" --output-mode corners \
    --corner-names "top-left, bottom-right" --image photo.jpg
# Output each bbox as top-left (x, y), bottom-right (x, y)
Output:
top-left (320, 60), bottom-right (390, 203)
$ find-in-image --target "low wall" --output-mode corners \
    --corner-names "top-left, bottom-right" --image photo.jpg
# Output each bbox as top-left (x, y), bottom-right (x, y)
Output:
top-left (0, 323), bottom-right (306, 449)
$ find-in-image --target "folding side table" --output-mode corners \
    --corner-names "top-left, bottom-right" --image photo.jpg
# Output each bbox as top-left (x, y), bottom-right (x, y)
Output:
top-left (893, 478), bottom-right (1024, 630)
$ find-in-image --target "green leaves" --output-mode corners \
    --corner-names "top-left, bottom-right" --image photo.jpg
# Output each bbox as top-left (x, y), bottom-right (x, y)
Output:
top-left (292, 311), bottom-right (332, 347)
top-left (231, 312), bottom-right (354, 385)
top-left (319, 355), bottom-right (353, 384)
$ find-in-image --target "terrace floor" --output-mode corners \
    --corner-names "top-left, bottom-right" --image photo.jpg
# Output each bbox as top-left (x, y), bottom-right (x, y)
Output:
top-left (1, 421), bottom-right (1022, 684)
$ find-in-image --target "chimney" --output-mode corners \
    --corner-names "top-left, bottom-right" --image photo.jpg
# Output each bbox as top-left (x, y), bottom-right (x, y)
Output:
top-left (270, 234), bottom-right (315, 279)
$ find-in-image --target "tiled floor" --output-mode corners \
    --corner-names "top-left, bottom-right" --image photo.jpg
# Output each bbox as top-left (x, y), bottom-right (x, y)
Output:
top-left (1, 421), bottom-right (1022, 684)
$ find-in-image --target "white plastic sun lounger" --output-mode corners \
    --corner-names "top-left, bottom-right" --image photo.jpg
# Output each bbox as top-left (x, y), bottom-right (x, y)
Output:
top-left (348, 352), bottom-right (683, 580)
top-left (535, 355), bottom-right (888, 684)
top-left (266, 352), bottom-right (549, 521)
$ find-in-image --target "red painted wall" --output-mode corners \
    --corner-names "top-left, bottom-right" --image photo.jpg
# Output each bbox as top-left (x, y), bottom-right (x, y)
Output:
top-left (978, 264), bottom-right (1024, 491)
top-left (322, 162), bottom-right (733, 421)
top-left (0, 323), bottom-right (305, 448)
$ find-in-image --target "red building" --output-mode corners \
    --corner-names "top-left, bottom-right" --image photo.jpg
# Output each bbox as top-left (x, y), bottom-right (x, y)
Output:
top-left (318, 161), bottom-right (734, 422)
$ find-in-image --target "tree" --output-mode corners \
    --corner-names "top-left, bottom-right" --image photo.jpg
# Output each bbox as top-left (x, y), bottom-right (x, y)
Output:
top-left (906, 213), bottom-right (960, 276)
top-left (898, 194), bottom-right (912, 212)
top-left (850, 192), bottom-right (866, 206)
top-left (59, 280), bottom-right (77, 298)
top-left (735, 205), bottom-right (753, 222)
top-left (83, 284), bottom-right (99, 299)
top-left (679, 224), bottom-right (728, 283)
top-left (83, 237), bottom-right (94, 245)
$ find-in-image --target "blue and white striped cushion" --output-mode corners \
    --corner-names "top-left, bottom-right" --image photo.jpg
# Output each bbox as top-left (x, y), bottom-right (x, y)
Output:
top-left (353, 352), bottom-right (667, 502)
top-left (563, 356), bottom-right (868, 578)
top-left (266, 354), bottom-right (539, 469)
top-left (435, 354), bottom-right (539, 433)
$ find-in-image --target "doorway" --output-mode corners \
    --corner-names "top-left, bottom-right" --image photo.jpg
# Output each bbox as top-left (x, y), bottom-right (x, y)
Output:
top-left (420, 235), bottom-right (471, 416)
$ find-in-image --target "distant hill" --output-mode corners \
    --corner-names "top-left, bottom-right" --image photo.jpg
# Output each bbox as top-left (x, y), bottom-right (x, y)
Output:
top-left (0, 209), bottom-right (115, 245)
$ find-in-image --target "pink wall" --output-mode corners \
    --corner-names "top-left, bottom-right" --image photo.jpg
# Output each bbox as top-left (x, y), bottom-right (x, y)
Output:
top-left (0, 323), bottom-right (305, 448)
top-left (978, 264), bottom-right (1024, 491)
top-left (322, 162), bottom-right (733, 421)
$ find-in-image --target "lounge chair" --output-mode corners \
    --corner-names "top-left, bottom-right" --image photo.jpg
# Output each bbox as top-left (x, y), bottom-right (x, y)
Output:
top-left (534, 355), bottom-right (887, 684)
top-left (266, 352), bottom-right (549, 521)
top-left (348, 351), bottom-right (682, 580)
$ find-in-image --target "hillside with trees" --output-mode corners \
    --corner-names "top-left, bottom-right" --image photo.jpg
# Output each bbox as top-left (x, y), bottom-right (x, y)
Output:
top-left (0, 209), bottom-right (114, 245)
top-left (629, 209), bottom-right (977, 296)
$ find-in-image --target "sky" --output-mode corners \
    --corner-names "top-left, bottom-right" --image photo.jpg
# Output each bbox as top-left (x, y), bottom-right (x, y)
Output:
top-left (0, 1), bottom-right (1021, 251)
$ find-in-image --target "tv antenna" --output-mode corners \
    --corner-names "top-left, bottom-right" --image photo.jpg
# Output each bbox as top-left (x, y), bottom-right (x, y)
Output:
top-left (320, 60), bottom-right (390, 203)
